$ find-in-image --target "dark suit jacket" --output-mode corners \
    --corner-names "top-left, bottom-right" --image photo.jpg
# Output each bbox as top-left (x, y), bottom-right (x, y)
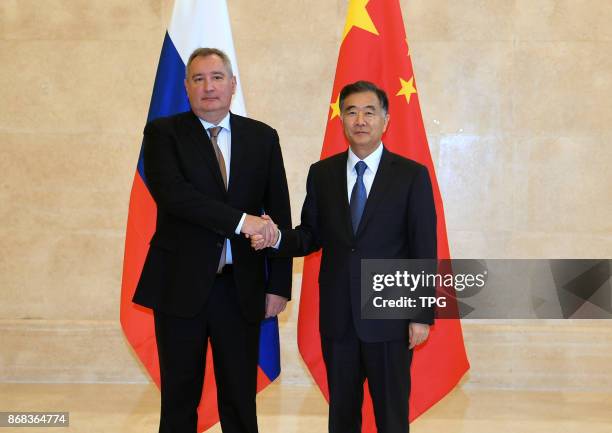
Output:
top-left (133, 111), bottom-right (292, 322)
top-left (278, 147), bottom-right (436, 342)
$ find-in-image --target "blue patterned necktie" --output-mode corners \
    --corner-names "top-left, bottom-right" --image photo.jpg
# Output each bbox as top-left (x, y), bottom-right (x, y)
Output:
top-left (350, 161), bottom-right (368, 234)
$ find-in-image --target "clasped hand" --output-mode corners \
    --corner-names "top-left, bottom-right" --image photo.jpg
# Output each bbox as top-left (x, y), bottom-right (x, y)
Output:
top-left (241, 214), bottom-right (279, 250)
top-left (241, 215), bottom-right (286, 317)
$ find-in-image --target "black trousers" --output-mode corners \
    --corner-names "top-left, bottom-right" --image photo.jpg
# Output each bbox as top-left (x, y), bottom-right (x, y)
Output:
top-left (321, 324), bottom-right (413, 433)
top-left (154, 273), bottom-right (260, 433)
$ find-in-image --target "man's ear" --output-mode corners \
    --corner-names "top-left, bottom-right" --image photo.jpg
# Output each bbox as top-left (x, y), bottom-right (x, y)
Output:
top-left (383, 113), bottom-right (390, 132)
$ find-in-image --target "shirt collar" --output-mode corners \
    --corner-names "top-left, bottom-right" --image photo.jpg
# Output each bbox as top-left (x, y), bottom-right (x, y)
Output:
top-left (347, 142), bottom-right (384, 173)
top-left (199, 112), bottom-right (231, 133)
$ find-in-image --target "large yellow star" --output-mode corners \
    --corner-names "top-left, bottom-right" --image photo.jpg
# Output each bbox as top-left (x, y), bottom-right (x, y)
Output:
top-left (329, 94), bottom-right (341, 120)
top-left (396, 76), bottom-right (417, 105)
top-left (342, 0), bottom-right (379, 42)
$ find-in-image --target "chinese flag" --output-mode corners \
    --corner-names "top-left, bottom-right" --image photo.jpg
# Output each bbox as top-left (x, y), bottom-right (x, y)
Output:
top-left (297, 0), bottom-right (470, 429)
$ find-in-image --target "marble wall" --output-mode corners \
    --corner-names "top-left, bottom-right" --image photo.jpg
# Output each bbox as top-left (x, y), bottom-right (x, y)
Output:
top-left (1, 1), bottom-right (610, 385)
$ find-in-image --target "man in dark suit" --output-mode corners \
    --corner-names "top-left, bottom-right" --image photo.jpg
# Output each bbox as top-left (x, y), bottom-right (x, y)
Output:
top-left (133, 48), bottom-right (292, 433)
top-left (253, 81), bottom-right (437, 433)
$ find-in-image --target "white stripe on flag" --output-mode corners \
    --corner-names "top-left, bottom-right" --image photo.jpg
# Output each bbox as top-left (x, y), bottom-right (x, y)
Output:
top-left (168, 0), bottom-right (246, 116)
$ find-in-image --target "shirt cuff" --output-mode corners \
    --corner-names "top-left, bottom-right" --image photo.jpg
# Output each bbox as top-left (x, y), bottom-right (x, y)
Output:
top-left (272, 229), bottom-right (282, 249)
top-left (235, 213), bottom-right (246, 235)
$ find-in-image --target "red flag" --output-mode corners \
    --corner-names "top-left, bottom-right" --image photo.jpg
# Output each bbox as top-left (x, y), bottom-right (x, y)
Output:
top-left (297, 0), bottom-right (470, 428)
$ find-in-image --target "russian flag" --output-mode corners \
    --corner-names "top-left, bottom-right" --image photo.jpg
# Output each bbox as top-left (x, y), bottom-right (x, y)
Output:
top-left (119, 1), bottom-right (280, 431)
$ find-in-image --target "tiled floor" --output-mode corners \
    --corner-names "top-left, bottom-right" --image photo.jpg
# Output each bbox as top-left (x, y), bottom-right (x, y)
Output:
top-left (1, 382), bottom-right (611, 432)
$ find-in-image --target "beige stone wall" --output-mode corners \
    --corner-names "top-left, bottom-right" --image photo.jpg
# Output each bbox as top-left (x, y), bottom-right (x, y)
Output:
top-left (1, 1), bottom-right (610, 385)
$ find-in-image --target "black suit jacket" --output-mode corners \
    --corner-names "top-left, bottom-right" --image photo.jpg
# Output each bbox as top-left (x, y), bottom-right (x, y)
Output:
top-left (278, 147), bottom-right (436, 342)
top-left (133, 111), bottom-right (292, 322)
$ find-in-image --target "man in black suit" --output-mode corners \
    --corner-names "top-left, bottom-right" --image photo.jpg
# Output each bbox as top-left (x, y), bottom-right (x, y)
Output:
top-left (253, 81), bottom-right (437, 433)
top-left (133, 48), bottom-right (292, 433)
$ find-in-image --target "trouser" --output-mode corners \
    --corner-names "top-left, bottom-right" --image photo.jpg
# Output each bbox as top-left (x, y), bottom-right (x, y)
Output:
top-left (322, 324), bottom-right (413, 433)
top-left (154, 272), bottom-right (260, 433)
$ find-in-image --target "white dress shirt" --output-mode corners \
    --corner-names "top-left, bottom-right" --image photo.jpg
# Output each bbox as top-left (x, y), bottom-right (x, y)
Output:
top-left (346, 142), bottom-right (383, 200)
top-left (199, 113), bottom-right (246, 264)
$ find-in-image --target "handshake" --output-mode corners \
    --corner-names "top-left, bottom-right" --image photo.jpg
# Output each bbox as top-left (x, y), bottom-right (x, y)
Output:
top-left (241, 214), bottom-right (280, 250)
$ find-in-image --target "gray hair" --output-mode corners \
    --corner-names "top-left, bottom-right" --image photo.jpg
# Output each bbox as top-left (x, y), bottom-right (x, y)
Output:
top-left (339, 80), bottom-right (389, 115)
top-left (185, 47), bottom-right (234, 79)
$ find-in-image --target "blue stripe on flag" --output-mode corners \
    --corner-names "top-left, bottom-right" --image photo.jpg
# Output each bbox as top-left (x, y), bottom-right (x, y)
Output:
top-left (147, 32), bottom-right (190, 121)
top-left (137, 32), bottom-right (190, 182)
top-left (259, 317), bottom-right (281, 380)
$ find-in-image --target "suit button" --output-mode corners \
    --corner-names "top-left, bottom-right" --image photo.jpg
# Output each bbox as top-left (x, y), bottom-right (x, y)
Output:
top-left (351, 248), bottom-right (356, 252)
top-left (216, 242), bottom-right (223, 248)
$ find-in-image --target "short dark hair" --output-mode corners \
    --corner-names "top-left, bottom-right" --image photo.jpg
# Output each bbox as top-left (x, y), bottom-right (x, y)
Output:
top-left (186, 47), bottom-right (234, 79)
top-left (339, 80), bottom-right (389, 114)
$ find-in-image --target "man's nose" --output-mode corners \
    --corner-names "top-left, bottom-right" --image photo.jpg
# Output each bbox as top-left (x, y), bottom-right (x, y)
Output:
top-left (203, 79), bottom-right (214, 91)
top-left (355, 111), bottom-right (366, 125)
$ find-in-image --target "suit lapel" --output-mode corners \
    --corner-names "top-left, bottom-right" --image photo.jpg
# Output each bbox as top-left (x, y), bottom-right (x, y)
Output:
top-left (228, 113), bottom-right (246, 194)
top-left (183, 111), bottom-right (227, 194)
top-left (355, 147), bottom-right (395, 237)
top-left (329, 151), bottom-right (354, 243)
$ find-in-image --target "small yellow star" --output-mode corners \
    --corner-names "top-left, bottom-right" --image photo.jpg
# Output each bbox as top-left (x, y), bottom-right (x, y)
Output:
top-left (329, 93), bottom-right (341, 120)
top-left (342, 0), bottom-right (379, 42)
top-left (396, 76), bottom-right (417, 105)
